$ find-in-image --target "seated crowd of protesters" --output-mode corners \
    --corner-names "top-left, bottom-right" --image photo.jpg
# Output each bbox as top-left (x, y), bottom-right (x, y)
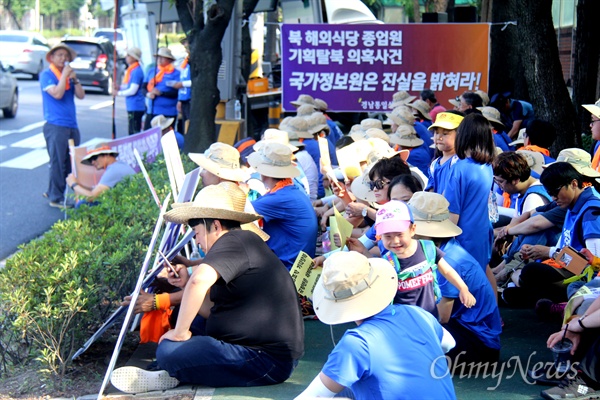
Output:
top-left (107, 91), bottom-right (600, 400)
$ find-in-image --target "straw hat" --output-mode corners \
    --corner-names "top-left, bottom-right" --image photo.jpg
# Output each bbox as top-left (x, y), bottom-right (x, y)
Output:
top-left (582, 99), bottom-right (600, 118)
top-left (314, 98), bottom-right (328, 111)
top-left (217, 182), bottom-right (269, 241)
top-left (306, 112), bottom-right (329, 135)
top-left (247, 142), bottom-right (300, 179)
top-left (428, 112), bottom-right (464, 131)
top-left (365, 128), bottom-right (390, 144)
top-left (386, 106), bottom-right (416, 126)
top-left (126, 47), bottom-right (142, 61)
top-left (164, 184), bottom-right (262, 225)
top-left (46, 43), bottom-right (76, 63)
top-left (389, 91), bottom-right (416, 109)
top-left (297, 104), bottom-right (317, 117)
top-left (408, 192), bottom-right (462, 238)
top-left (407, 100), bottom-right (432, 120)
top-left (312, 251), bottom-right (398, 325)
top-left (478, 106), bottom-right (505, 129)
top-left (389, 125), bottom-right (424, 148)
top-left (543, 148), bottom-right (600, 177)
top-left (476, 90), bottom-right (490, 106)
top-left (151, 115), bottom-right (175, 130)
top-left (256, 129), bottom-right (298, 152)
top-left (189, 143), bottom-right (248, 182)
top-left (374, 200), bottom-right (414, 236)
top-left (285, 116), bottom-right (313, 139)
top-left (155, 47), bottom-right (175, 60)
top-left (290, 94), bottom-right (315, 107)
top-left (509, 128), bottom-right (527, 147)
top-left (81, 144), bottom-right (118, 165)
top-left (516, 150), bottom-right (545, 176)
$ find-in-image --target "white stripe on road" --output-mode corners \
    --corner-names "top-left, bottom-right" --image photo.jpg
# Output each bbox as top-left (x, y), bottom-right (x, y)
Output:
top-left (0, 145), bottom-right (5, 151)
top-left (89, 100), bottom-right (114, 110)
top-left (11, 132), bottom-right (46, 148)
top-left (0, 148), bottom-right (49, 169)
top-left (193, 388), bottom-right (215, 399)
top-left (0, 121), bottom-right (45, 137)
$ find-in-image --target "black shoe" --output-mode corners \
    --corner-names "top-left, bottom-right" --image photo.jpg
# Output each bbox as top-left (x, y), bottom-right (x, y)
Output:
top-left (541, 375), bottom-right (598, 399)
top-left (528, 363), bottom-right (571, 386)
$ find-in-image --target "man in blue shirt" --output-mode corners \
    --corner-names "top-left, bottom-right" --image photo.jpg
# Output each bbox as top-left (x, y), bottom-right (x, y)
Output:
top-left (115, 47), bottom-right (145, 135)
top-left (248, 142), bottom-right (317, 270)
top-left (40, 44), bottom-right (85, 208)
top-left (143, 47), bottom-right (180, 131)
top-left (295, 251), bottom-right (457, 400)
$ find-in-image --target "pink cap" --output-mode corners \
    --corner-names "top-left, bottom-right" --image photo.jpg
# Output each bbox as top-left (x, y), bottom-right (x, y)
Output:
top-left (375, 200), bottom-right (414, 236)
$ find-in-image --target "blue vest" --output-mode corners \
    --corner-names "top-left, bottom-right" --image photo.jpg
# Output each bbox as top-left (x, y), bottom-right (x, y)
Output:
top-left (558, 188), bottom-right (600, 251)
top-left (517, 185), bottom-right (552, 215)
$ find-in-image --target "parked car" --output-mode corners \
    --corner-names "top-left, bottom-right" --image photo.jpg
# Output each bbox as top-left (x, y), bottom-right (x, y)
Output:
top-left (92, 28), bottom-right (127, 59)
top-left (0, 30), bottom-right (49, 80)
top-left (60, 36), bottom-right (124, 95)
top-left (0, 61), bottom-right (18, 118)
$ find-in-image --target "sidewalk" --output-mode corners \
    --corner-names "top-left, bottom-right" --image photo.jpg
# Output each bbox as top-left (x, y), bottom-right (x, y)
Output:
top-left (87, 306), bottom-right (557, 400)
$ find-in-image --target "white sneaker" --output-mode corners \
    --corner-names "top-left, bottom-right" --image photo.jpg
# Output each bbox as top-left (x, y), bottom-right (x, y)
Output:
top-left (110, 366), bottom-right (179, 394)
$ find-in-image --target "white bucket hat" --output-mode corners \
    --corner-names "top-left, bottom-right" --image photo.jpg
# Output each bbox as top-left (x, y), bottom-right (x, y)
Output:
top-left (189, 142), bottom-right (248, 182)
top-left (509, 128), bottom-right (527, 147)
top-left (151, 115), bottom-right (175, 130)
top-left (312, 251), bottom-right (398, 325)
top-left (247, 142), bottom-right (300, 179)
top-left (408, 192), bottom-right (463, 238)
top-left (582, 99), bottom-right (600, 119)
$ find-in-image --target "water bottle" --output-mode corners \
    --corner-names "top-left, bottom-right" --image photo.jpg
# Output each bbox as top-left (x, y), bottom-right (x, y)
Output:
top-left (234, 99), bottom-right (242, 120)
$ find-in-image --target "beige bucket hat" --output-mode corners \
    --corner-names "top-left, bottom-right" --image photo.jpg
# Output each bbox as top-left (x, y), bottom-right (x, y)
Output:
top-left (155, 47), bottom-right (175, 60)
top-left (386, 106), bottom-right (416, 127)
top-left (478, 106), bottom-right (505, 129)
top-left (582, 99), bottom-right (600, 119)
top-left (297, 103), bottom-right (317, 117)
top-left (509, 128), bottom-right (527, 147)
top-left (476, 90), bottom-right (490, 106)
top-left (256, 129), bottom-right (298, 152)
top-left (365, 128), bottom-right (390, 144)
top-left (126, 47), bottom-right (142, 61)
top-left (306, 112), bottom-right (330, 135)
top-left (164, 183), bottom-right (262, 225)
top-left (189, 143), bottom-right (248, 182)
top-left (516, 149), bottom-right (545, 176)
top-left (312, 251), bottom-right (398, 325)
top-left (389, 125), bottom-right (424, 148)
top-left (543, 148), bottom-right (600, 177)
top-left (46, 43), bottom-right (77, 63)
top-left (313, 98), bottom-right (328, 111)
top-left (291, 94), bottom-right (315, 107)
top-left (407, 100), bottom-right (432, 120)
top-left (408, 192), bottom-right (463, 238)
top-left (247, 142), bottom-right (300, 179)
top-left (285, 116), bottom-right (313, 139)
top-left (389, 91), bottom-right (416, 109)
top-left (151, 115), bottom-right (175, 130)
top-left (350, 165), bottom-right (377, 203)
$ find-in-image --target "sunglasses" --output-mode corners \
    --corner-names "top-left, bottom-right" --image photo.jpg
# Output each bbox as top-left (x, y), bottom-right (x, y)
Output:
top-left (547, 184), bottom-right (566, 197)
top-left (368, 179), bottom-right (390, 191)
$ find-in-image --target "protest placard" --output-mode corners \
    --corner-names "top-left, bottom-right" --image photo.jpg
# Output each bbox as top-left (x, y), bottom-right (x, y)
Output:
top-left (290, 251), bottom-right (322, 298)
top-left (329, 207), bottom-right (354, 251)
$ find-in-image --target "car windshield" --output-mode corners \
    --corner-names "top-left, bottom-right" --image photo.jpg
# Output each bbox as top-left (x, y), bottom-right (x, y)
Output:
top-left (95, 31), bottom-right (123, 41)
top-left (64, 42), bottom-right (101, 59)
top-left (0, 34), bottom-right (29, 43)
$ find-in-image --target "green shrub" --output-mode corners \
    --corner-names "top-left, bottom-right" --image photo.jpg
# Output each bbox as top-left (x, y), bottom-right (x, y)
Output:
top-left (0, 154), bottom-right (197, 382)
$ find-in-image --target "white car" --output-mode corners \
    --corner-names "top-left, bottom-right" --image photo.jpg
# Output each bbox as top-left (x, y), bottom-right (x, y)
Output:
top-left (0, 61), bottom-right (18, 118)
top-left (92, 28), bottom-right (127, 59)
top-left (0, 30), bottom-right (50, 80)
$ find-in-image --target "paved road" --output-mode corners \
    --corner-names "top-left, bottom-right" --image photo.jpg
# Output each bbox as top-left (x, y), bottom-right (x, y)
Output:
top-left (0, 76), bottom-right (129, 261)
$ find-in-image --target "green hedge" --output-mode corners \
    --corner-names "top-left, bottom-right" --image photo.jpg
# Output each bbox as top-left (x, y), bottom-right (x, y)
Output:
top-left (0, 155), bottom-right (196, 382)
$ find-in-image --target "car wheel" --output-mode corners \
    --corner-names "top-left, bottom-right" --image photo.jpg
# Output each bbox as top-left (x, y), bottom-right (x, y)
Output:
top-left (3, 90), bottom-right (18, 118)
top-left (103, 76), bottom-right (113, 96)
top-left (32, 61), bottom-right (43, 80)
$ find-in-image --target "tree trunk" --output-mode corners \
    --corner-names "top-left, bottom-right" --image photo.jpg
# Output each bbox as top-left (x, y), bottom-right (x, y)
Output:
top-left (516, 0), bottom-right (578, 153)
top-left (412, 0), bottom-right (421, 23)
top-left (571, 0), bottom-right (600, 147)
top-left (176, 0), bottom-right (236, 154)
top-left (480, 0), bottom-right (492, 23)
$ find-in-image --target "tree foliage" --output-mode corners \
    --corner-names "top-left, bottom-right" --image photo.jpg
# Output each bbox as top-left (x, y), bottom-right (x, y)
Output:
top-left (1, 0), bottom-right (34, 28)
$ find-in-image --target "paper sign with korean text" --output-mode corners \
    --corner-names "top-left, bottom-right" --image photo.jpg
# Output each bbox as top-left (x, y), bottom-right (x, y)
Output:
top-left (329, 207), bottom-right (354, 251)
top-left (281, 23), bottom-right (490, 112)
top-left (290, 251), bottom-right (321, 298)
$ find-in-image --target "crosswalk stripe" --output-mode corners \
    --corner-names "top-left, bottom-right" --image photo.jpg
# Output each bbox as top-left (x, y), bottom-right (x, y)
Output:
top-left (0, 121), bottom-right (45, 137)
top-left (0, 148), bottom-right (49, 169)
top-left (11, 132), bottom-right (46, 149)
top-left (90, 100), bottom-right (114, 110)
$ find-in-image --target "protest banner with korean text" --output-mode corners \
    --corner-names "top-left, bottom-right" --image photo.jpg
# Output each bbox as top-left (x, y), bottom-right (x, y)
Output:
top-left (281, 23), bottom-right (490, 112)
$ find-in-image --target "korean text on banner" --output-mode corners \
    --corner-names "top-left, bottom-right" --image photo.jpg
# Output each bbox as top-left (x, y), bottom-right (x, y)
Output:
top-left (290, 251), bottom-right (322, 298)
top-left (72, 127), bottom-right (162, 189)
top-left (281, 23), bottom-right (490, 112)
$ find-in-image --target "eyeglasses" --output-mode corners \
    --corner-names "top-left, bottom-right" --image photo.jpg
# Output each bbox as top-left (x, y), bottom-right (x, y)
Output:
top-left (591, 119), bottom-right (600, 126)
top-left (547, 184), bottom-right (566, 197)
top-left (368, 179), bottom-right (390, 191)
